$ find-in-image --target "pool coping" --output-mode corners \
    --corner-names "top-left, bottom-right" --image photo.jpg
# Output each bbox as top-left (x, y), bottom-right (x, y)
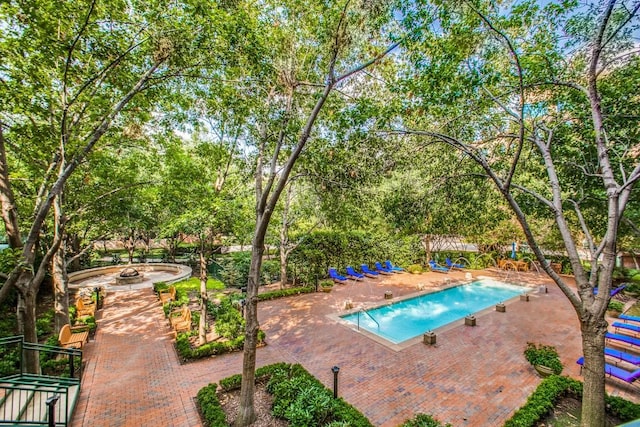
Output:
top-left (327, 276), bottom-right (542, 351)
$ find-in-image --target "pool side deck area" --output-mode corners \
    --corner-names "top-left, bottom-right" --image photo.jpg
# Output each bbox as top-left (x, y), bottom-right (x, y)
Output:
top-left (72, 269), bottom-right (639, 427)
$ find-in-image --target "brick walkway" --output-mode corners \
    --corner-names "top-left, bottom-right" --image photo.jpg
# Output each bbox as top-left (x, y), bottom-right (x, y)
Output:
top-left (71, 270), bottom-right (639, 427)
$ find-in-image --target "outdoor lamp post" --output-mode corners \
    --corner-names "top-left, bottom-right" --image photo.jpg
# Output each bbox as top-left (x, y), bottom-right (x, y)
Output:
top-left (332, 365), bottom-right (340, 398)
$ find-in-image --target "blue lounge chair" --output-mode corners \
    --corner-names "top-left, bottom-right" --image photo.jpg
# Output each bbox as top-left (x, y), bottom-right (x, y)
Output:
top-left (577, 357), bottom-right (640, 385)
top-left (361, 264), bottom-right (380, 278)
top-left (613, 322), bottom-right (640, 336)
top-left (374, 262), bottom-right (393, 275)
top-left (619, 313), bottom-right (640, 324)
top-left (593, 285), bottom-right (626, 297)
top-left (328, 268), bottom-right (348, 284)
top-left (345, 266), bottom-right (364, 281)
top-left (429, 260), bottom-right (450, 273)
top-left (385, 260), bottom-right (404, 272)
top-left (445, 257), bottom-right (465, 270)
top-left (604, 347), bottom-right (640, 366)
top-left (606, 332), bottom-right (640, 349)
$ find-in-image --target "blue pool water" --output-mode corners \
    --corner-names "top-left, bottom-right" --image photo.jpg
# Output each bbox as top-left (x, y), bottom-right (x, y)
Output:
top-left (341, 279), bottom-right (527, 344)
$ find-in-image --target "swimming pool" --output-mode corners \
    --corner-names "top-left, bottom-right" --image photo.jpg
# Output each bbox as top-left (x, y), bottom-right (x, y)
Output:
top-left (341, 279), bottom-right (528, 344)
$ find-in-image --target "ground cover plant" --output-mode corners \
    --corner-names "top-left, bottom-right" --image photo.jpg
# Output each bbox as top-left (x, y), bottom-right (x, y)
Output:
top-left (197, 362), bottom-right (373, 427)
top-left (174, 286), bottom-right (315, 361)
top-left (504, 375), bottom-right (640, 427)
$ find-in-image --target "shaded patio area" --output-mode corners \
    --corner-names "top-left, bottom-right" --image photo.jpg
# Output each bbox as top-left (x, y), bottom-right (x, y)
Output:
top-left (72, 269), bottom-right (638, 427)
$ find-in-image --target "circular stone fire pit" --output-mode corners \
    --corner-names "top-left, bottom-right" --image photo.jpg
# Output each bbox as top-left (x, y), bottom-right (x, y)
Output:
top-left (115, 267), bottom-right (144, 285)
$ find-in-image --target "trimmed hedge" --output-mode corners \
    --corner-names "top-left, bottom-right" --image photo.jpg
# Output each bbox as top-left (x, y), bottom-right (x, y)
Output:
top-left (257, 286), bottom-right (315, 301)
top-left (400, 413), bottom-right (452, 427)
top-left (197, 362), bottom-right (373, 427)
top-left (175, 330), bottom-right (266, 360)
top-left (197, 383), bottom-right (227, 427)
top-left (504, 375), bottom-right (640, 426)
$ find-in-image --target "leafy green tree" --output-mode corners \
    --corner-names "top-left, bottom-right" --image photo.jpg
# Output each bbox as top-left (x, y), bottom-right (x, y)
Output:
top-left (397, 1), bottom-right (640, 424)
top-left (0, 0), bottom-right (243, 371)
top-left (233, 1), bottom-right (400, 423)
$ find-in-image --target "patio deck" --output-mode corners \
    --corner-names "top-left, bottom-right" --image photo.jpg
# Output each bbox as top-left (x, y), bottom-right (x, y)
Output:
top-left (71, 269), bottom-right (639, 427)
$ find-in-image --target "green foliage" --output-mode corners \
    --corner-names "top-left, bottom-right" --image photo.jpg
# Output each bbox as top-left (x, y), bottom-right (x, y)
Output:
top-left (608, 300), bottom-right (624, 313)
top-left (261, 259), bottom-right (281, 285)
top-left (217, 252), bottom-right (252, 288)
top-left (210, 299), bottom-right (244, 339)
top-left (0, 248), bottom-right (22, 275)
top-left (288, 230), bottom-right (417, 285)
top-left (196, 383), bottom-right (227, 427)
top-left (406, 264), bottom-right (424, 274)
top-left (504, 375), bottom-right (640, 426)
top-left (219, 374), bottom-right (242, 392)
top-left (523, 343), bottom-right (563, 375)
top-left (320, 280), bottom-right (334, 288)
top-left (0, 346), bottom-right (20, 376)
top-left (266, 363), bottom-right (373, 427)
top-left (504, 375), bottom-right (573, 427)
top-left (623, 282), bottom-right (640, 294)
top-left (36, 309), bottom-right (54, 339)
top-left (257, 287), bottom-right (315, 301)
top-left (400, 413), bottom-right (452, 427)
top-left (175, 330), bottom-right (266, 361)
top-left (74, 316), bottom-right (97, 333)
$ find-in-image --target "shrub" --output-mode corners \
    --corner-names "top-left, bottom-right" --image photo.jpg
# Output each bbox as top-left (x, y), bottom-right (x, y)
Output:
top-left (211, 299), bottom-right (244, 339)
top-left (320, 280), bottom-right (334, 288)
top-left (219, 374), bottom-right (242, 392)
top-left (217, 252), bottom-right (252, 288)
top-left (608, 300), bottom-right (624, 313)
top-left (624, 282), bottom-right (640, 294)
top-left (400, 413), bottom-right (452, 427)
top-left (504, 375), bottom-right (640, 426)
top-left (257, 286), bottom-right (315, 301)
top-left (74, 316), bottom-right (97, 333)
top-left (266, 363), bottom-right (373, 427)
top-left (261, 259), bottom-right (281, 285)
top-left (36, 309), bottom-right (54, 338)
top-left (406, 264), bottom-right (423, 274)
top-left (175, 330), bottom-right (266, 361)
top-left (196, 383), bottom-right (227, 427)
top-left (523, 342), bottom-right (563, 375)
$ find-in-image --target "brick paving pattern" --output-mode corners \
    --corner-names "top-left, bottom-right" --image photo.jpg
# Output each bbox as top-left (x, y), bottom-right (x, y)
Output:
top-left (71, 270), bottom-right (639, 427)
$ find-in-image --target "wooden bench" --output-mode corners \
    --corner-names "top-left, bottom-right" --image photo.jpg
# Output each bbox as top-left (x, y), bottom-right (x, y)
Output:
top-left (168, 306), bottom-right (189, 327)
top-left (58, 324), bottom-right (89, 349)
top-left (170, 307), bottom-right (191, 337)
top-left (75, 297), bottom-right (96, 317)
top-left (159, 285), bottom-right (176, 305)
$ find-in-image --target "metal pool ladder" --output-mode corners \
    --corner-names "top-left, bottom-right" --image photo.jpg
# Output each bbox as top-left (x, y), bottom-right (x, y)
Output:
top-left (357, 308), bottom-right (380, 330)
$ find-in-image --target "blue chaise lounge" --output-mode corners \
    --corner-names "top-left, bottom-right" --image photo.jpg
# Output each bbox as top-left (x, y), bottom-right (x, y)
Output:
top-left (345, 266), bottom-right (364, 281)
top-left (429, 260), bottom-right (450, 273)
top-left (328, 268), bottom-right (348, 284)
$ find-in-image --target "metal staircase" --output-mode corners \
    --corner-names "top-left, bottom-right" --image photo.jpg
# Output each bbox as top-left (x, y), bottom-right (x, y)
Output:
top-left (0, 336), bottom-right (82, 427)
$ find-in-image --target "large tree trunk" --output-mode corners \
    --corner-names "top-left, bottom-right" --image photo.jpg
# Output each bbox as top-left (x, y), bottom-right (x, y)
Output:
top-left (53, 245), bottom-right (70, 334)
top-left (20, 278), bottom-right (40, 374)
top-left (235, 241), bottom-right (263, 426)
top-left (53, 194), bottom-right (70, 334)
top-left (279, 245), bottom-right (288, 289)
top-left (68, 233), bottom-right (82, 271)
top-left (580, 315), bottom-right (608, 427)
top-left (198, 243), bottom-right (208, 346)
top-left (424, 234), bottom-right (432, 264)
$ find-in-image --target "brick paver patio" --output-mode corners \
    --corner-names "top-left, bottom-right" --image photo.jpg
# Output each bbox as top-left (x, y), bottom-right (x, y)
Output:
top-left (71, 270), bottom-right (639, 427)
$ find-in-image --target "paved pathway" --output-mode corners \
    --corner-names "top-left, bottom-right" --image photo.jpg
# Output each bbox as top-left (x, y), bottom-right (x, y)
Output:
top-left (71, 271), bottom-right (639, 427)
